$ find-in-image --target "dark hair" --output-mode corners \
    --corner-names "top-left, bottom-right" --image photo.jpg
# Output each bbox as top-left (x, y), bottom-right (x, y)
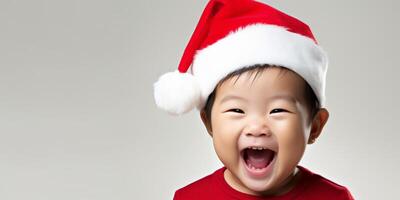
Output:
top-left (203, 64), bottom-right (320, 128)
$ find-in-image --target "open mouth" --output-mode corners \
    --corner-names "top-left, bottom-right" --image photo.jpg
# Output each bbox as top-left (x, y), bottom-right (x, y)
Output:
top-left (241, 146), bottom-right (276, 172)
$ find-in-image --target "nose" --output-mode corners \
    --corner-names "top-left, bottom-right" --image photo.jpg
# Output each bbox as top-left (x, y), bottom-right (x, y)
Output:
top-left (244, 117), bottom-right (271, 137)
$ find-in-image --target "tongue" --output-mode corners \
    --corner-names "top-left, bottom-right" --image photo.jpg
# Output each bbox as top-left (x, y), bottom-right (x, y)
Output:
top-left (246, 149), bottom-right (274, 169)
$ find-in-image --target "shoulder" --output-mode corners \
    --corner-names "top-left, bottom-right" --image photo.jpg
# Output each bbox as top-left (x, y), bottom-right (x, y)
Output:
top-left (299, 166), bottom-right (354, 200)
top-left (173, 168), bottom-right (223, 200)
top-left (309, 174), bottom-right (354, 200)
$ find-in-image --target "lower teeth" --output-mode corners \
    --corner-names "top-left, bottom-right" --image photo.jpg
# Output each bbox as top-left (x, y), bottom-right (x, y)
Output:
top-left (246, 155), bottom-right (274, 170)
top-left (247, 160), bottom-right (268, 170)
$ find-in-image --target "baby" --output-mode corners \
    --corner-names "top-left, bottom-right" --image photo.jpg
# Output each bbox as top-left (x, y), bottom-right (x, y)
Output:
top-left (154, 0), bottom-right (354, 199)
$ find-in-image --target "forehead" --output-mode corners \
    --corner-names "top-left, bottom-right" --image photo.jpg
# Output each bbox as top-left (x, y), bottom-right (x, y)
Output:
top-left (215, 67), bottom-right (307, 103)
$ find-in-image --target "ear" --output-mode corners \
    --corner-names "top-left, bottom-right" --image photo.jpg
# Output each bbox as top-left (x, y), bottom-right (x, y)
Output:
top-left (200, 109), bottom-right (213, 137)
top-left (308, 108), bottom-right (329, 144)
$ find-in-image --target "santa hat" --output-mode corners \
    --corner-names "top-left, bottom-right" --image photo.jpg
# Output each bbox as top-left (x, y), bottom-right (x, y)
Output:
top-left (153, 0), bottom-right (328, 115)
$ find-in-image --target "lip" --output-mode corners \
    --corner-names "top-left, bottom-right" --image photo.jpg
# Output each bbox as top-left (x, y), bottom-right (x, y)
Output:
top-left (241, 150), bottom-right (277, 179)
top-left (239, 143), bottom-right (278, 153)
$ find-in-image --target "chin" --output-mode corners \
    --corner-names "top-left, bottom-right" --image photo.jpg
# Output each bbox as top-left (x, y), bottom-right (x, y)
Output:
top-left (238, 151), bottom-right (297, 196)
top-left (243, 178), bottom-right (276, 194)
top-left (235, 158), bottom-right (278, 194)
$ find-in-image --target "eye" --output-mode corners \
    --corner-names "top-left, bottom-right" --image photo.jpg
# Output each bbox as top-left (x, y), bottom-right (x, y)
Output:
top-left (227, 108), bottom-right (244, 114)
top-left (270, 108), bottom-right (287, 114)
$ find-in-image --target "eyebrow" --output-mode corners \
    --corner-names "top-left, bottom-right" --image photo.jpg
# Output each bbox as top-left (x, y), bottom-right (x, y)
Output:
top-left (268, 94), bottom-right (298, 104)
top-left (219, 94), bottom-right (297, 104)
top-left (220, 95), bottom-right (248, 104)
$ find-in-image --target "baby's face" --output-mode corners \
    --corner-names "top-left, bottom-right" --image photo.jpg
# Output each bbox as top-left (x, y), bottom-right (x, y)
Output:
top-left (208, 68), bottom-right (313, 195)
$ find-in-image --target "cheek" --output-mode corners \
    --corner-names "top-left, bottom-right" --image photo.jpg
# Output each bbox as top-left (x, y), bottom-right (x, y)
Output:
top-left (212, 117), bottom-right (241, 165)
top-left (272, 117), bottom-right (307, 166)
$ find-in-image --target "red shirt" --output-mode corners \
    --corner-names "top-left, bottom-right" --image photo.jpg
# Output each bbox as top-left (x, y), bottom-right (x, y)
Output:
top-left (173, 166), bottom-right (354, 200)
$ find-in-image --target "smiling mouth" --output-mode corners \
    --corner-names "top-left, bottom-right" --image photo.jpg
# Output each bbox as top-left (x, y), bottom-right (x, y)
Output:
top-left (241, 147), bottom-right (276, 170)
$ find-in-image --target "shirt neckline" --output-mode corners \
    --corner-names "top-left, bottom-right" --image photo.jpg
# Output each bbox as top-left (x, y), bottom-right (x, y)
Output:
top-left (213, 165), bottom-right (313, 200)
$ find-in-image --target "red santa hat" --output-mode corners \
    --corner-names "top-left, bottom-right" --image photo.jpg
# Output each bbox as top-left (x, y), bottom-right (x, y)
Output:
top-left (154, 0), bottom-right (328, 115)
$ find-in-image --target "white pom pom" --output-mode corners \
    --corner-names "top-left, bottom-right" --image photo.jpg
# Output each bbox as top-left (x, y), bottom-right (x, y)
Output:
top-left (153, 70), bottom-right (201, 115)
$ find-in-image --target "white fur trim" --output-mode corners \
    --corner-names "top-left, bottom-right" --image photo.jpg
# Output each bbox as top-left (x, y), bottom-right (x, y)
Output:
top-left (192, 24), bottom-right (328, 110)
top-left (153, 70), bottom-right (201, 115)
